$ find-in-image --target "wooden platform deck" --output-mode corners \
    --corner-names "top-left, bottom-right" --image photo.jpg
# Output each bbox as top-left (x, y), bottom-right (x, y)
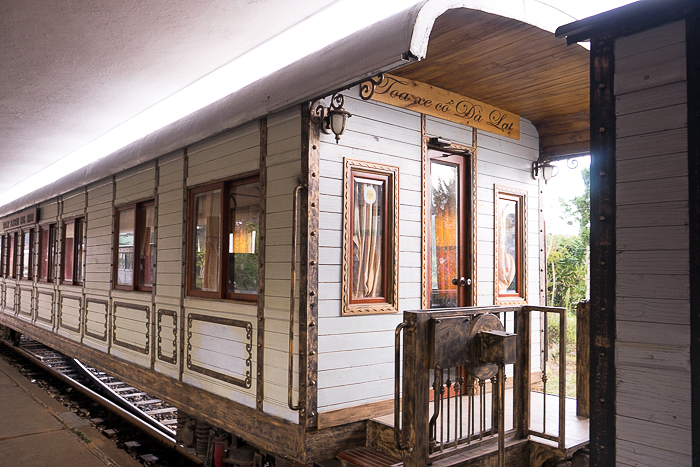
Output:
top-left (373, 390), bottom-right (589, 453)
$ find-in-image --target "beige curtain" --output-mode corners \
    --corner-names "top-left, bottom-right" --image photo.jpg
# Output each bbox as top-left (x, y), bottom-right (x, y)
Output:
top-left (352, 180), bottom-right (383, 298)
top-left (200, 190), bottom-right (221, 292)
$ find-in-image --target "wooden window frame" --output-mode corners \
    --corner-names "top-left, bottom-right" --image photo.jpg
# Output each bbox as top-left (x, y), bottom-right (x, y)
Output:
top-left (114, 201), bottom-right (155, 292)
top-left (20, 229), bottom-right (34, 281)
top-left (0, 234), bottom-right (5, 278)
top-left (494, 185), bottom-right (528, 305)
top-left (38, 224), bottom-right (56, 282)
top-left (341, 159), bottom-right (399, 316)
top-left (186, 175), bottom-right (260, 302)
top-left (62, 217), bottom-right (85, 285)
top-left (10, 231), bottom-right (18, 279)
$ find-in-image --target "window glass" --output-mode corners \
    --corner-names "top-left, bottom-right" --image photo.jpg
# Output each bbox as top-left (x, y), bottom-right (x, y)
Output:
top-left (75, 219), bottom-right (85, 283)
top-left (22, 231), bottom-right (30, 279)
top-left (228, 182), bottom-right (260, 296)
top-left (497, 197), bottom-right (518, 294)
top-left (117, 209), bottom-right (135, 287)
top-left (138, 204), bottom-right (155, 288)
top-left (192, 189), bottom-right (221, 292)
top-left (39, 227), bottom-right (50, 280)
top-left (351, 176), bottom-right (385, 300)
top-left (63, 221), bottom-right (75, 282)
top-left (0, 235), bottom-right (4, 277)
top-left (9, 233), bottom-right (15, 278)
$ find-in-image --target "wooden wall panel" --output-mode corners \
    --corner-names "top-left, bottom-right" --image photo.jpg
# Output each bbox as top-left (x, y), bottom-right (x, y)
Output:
top-left (614, 20), bottom-right (691, 464)
top-left (316, 92), bottom-right (421, 413)
top-left (187, 122), bottom-right (259, 187)
top-left (86, 180), bottom-right (114, 291)
top-left (62, 189), bottom-right (85, 218)
top-left (115, 164), bottom-right (156, 204)
top-left (263, 106), bottom-right (301, 423)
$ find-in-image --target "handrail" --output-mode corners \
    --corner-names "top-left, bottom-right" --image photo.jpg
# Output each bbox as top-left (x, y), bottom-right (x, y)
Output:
top-left (394, 321), bottom-right (414, 452)
top-left (288, 183), bottom-right (304, 411)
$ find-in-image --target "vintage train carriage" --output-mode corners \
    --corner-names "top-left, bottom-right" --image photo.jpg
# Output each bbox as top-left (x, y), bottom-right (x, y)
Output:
top-left (0, 1), bottom-right (590, 465)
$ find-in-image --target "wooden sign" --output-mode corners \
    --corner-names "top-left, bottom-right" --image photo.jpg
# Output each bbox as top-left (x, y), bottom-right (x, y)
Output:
top-left (1, 207), bottom-right (38, 232)
top-left (360, 74), bottom-right (520, 140)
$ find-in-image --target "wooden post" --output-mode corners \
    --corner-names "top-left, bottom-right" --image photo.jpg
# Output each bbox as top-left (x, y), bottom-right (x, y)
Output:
top-left (589, 31), bottom-right (616, 467)
top-left (401, 311), bottom-right (430, 467)
top-left (514, 307), bottom-right (530, 439)
top-left (576, 300), bottom-right (590, 418)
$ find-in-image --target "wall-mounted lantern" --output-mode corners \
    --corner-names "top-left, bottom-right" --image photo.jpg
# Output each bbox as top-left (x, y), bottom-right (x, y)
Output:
top-left (311, 93), bottom-right (352, 143)
top-left (531, 159), bottom-right (558, 182)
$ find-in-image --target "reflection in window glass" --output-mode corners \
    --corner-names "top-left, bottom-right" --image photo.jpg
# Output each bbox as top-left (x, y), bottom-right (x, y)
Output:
top-left (192, 189), bottom-right (221, 292)
top-left (75, 219), bottom-right (85, 283)
top-left (9, 233), bottom-right (16, 278)
top-left (430, 162), bottom-right (459, 308)
top-left (63, 221), bottom-right (74, 282)
top-left (498, 198), bottom-right (517, 294)
top-left (228, 182), bottom-right (260, 296)
top-left (39, 226), bottom-right (53, 281)
top-left (351, 177), bottom-right (384, 300)
top-left (138, 204), bottom-right (155, 288)
top-left (22, 231), bottom-right (30, 279)
top-left (117, 209), bottom-right (135, 287)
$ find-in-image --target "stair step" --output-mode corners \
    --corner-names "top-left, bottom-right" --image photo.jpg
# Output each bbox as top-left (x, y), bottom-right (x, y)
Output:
top-left (337, 446), bottom-right (401, 467)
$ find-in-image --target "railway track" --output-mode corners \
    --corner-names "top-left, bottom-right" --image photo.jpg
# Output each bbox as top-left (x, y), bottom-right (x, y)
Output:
top-left (1, 336), bottom-right (200, 466)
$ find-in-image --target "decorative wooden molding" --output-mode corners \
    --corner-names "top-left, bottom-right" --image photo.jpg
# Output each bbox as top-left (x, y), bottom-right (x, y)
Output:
top-left (341, 158), bottom-right (399, 316)
top-left (112, 301), bottom-right (150, 354)
top-left (421, 115), bottom-right (429, 310)
top-left (360, 73), bottom-right (520, 140)
top-left (84, 297), bottom-right (108, 341)
top-left (493, 185), bottom-right (528, 306)
top-left (256, 117), bottom-right (267, 411)
top-left (471, 130), bottom-right (478, 306)
top-left (157, 309), bottom-right (177, 364)
top-left (186, 313), bottom-right (253, 389)
top-left (59, 294), bottom-right (82, 334)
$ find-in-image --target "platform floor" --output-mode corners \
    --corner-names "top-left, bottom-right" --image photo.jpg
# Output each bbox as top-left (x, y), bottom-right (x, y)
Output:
top-left (0, 351), bottom-right (141, 467)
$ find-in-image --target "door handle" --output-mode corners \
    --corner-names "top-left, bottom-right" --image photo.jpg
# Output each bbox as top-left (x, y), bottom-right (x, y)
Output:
top-left (452, 277), bottom-right (472, 287)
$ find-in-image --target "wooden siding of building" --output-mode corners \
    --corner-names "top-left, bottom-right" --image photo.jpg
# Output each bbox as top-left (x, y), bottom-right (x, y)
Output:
top-left (614, 20), bottom-right (691, 466)
top-left (263, 107), bottom-right (302, 423)
top-left (316, 89), bottom-right (541, 415)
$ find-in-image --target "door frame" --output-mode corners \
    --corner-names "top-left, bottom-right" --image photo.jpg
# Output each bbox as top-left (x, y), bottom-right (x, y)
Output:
top-left (421, 123), bottom-right (478, 309)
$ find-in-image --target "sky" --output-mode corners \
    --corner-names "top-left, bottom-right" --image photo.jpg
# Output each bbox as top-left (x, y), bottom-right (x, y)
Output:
top-left (0, 0), bottom-right (639, 208)
top-left (543, 156), bottom-right (590, 236)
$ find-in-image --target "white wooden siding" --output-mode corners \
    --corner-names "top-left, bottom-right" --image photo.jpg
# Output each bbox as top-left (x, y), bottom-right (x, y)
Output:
top-left (614, 20), bottom-right (691, 465)
top-left (187, 122), bottom-right (259, 187)
top-left (115, 164), bottom-right (156, 204)
top-left (86, 180), bottom-right (114, 291)
top-left (263, 106), bottom-right (301, 423)
top-left (316, 88), bottom-right (541, 412)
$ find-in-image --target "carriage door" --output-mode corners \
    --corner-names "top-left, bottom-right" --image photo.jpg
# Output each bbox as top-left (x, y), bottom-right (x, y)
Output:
top-left (428, 149), bottom-right (473, 308)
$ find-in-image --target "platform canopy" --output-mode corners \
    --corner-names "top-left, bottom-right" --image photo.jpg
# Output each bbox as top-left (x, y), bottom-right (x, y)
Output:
top-left (0, 0), bottom-right (590, 215)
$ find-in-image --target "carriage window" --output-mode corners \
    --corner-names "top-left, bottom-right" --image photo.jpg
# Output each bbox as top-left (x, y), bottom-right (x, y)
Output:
top-left (188, 176), bottom-right (260, 301)
top-left (494, 186), bottom-right (527, 304)
top-left (62, 218), bottom-right (85, 285)
top-left (0, 235), bottom-right (4, 277)
top-left (342, 160), bottom-right (398, 315)
top-left (115, 202), bottom-right (155, 291)
top-left (39, 225), bottom-right (56, 281)
top-left (21, 229), bottom-right (33, 280)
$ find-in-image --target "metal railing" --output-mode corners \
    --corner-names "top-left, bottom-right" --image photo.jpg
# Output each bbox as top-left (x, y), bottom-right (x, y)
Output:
top-left (394, 305), bottom-right (567, 467)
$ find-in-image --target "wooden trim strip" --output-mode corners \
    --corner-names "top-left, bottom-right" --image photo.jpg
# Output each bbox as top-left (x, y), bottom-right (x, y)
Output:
top-left (112, 301), bottom-right (150, 354)
top-left (256, 117), bottom-right (267, 411)
top-left (317, 399), bottom-right (394, 429)
top-left (588, 31), bottom-right (616, 467)
top-left (84, 297), bottom-right (108, 341)
top-left (156, 309), bottom-right (177, 364)
top-left (300, 103), bottom-right (320, 427)
top-left (186, 313), bottom-right (253, 389)
top-left (0, 312), bottom-right (307, 463)
top-left (686, 12), bottom-right (700, 466)
top-left (59, 294), bottom-right (82, 334)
